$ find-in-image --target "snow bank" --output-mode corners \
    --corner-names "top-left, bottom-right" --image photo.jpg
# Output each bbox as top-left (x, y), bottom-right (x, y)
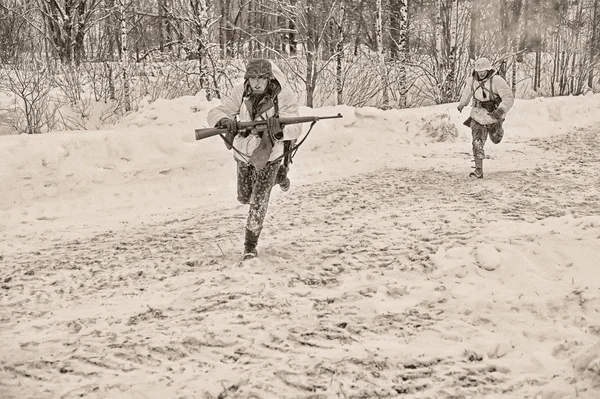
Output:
top-left (1, 92), bottom-right (600, 228)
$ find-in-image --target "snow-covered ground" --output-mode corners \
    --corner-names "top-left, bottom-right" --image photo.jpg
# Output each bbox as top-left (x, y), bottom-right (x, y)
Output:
top-left (1, 91), bottom-right (599, 398)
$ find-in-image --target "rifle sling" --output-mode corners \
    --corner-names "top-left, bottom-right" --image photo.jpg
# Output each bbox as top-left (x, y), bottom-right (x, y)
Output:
top-left (219, 120), bottom-right (317, 167)
top-left (219, 133), bottom-right (252, 164)
top-left (270, 120), bottom-right (317, 164)
top-left (218, 120), bottom-right (316, 167)
top-left (217, 95), bottom-right (279, 165)
top-left (473, 76), bottom-right (496, 102)
top-left (220, 94), bottom-right (319, 168)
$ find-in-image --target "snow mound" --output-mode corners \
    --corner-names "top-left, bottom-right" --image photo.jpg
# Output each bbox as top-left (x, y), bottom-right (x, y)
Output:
top-left (475, 243), bottom-right (502, 271)
top-left (417, 112), bottom-right (460, 142)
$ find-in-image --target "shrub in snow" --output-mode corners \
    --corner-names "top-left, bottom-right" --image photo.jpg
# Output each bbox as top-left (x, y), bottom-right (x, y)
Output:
top-left (417, 113), bottom-right (459, 142)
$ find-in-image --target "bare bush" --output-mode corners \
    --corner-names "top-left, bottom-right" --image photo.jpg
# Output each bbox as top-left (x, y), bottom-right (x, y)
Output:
top-left (81, 62), bottom-right (114, 102)
top-left (51, 63), bottom-right (88, 104)
top-left (312, 51), bottom-right (386, 108)
top-left (133, 61), bottom-right (202, 102)
top-left (0, 60), bottom-right (56, 134)
top-left (276, 50), bottom-right (420, 109)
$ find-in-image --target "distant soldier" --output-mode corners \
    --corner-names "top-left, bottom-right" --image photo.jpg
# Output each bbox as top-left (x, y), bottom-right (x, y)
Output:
top-left (207, 59), bottom-right (302, 260)
top-left (457, 57), bottom-right (515, 178)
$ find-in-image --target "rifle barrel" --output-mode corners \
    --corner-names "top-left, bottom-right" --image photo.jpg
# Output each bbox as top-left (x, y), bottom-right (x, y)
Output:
top-left (194, 113), bottom-right (343, 141)
top-left (318, 113), bottom-right (343, 120)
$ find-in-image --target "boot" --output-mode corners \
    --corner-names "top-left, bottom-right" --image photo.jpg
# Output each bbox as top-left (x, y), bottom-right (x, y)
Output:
top-left (279, 177), bottom-right (290, 192)
top-left (469, 159), bottom-right (484, 178)
top-left (242, 229), bottom-right (259, 260)
top-left (276, 165), bottom-right (291, 192)
top-left (490, 122), bottom-right (504, 144)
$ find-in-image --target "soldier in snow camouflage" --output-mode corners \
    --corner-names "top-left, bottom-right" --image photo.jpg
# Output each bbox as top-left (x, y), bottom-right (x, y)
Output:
top-left (207, 59), bottom-right (302, 260)
top-left (457, 57), bottom-right (515, 178)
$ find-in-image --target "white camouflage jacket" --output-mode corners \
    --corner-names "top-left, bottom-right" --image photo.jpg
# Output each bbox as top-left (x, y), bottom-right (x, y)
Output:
top-left (207, 61), bottom-right (302, 163)
top-left (458, 71), bottom-right (515, 125)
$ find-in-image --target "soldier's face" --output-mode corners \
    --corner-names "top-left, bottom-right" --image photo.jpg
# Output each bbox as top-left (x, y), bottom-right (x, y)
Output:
top-left (476, 70), bottom-right (488, 79)
top-left (249, 76), bottom-right (269, 94)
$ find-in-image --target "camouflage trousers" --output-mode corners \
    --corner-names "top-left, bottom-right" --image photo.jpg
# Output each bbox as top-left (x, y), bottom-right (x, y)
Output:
top-left (237, 160), bottom-right (281, 236)
top-left (470, 120), bottom-right (504, 160)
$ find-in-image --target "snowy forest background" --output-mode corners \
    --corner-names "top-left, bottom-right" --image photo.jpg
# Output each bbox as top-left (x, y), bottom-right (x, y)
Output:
top-left (0, 0), bottom-right (599, 135)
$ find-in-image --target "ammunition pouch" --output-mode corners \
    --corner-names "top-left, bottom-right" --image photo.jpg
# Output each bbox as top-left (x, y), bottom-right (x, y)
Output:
top-left (476, 97), bottom-right (501, 113)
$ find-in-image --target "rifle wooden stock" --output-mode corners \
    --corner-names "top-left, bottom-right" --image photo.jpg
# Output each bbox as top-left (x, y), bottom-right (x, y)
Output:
top-left (195, 113), bottom-right (343, 141)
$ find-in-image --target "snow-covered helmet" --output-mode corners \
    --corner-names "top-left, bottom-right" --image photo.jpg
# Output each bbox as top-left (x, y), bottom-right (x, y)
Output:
top-left (474, 57), bottom-right (492, 72)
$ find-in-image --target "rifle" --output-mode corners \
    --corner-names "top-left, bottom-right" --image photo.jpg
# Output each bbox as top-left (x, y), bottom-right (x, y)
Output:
top-left (195, 113), bottom-right (343, 141)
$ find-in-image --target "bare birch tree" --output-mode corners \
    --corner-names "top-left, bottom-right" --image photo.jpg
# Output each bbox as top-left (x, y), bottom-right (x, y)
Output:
top-left (189, 0), bottom-right (214, 98)
top-left (511, 0), bottom-right (523, 94)
top-left (335, 0), bottom-right (345, 105)
top-left (589, 0), bottom-right (599, 89)
top-left (396, 0), bottom-right (408, 108)
top-left (469, 0), bottom-right (480, 60)
top-left (376, 0), bottom-right (389, 108)
top-left (275, 0), bottom-right (340, 107)
top-left (437, 0), bottom-right (454, 102)
top-left (35, 0), bottom-right (103, 65)
top-left (119, 0), bottom-right (131, 112)
top-left (0, 0), bottom-right (31, 63)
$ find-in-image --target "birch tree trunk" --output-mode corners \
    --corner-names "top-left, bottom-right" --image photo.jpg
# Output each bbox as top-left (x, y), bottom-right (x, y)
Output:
top-left (438, 0), bottom-right (452, 102)
top-left (553, 1), bottom-right (568, 96)
top-left (305, 0), bottom-right (316, 107)
top-left (69, 7), bottom-right (76, 64)
top-left (511, 0), bottom-right (523, 94)
top-left (288, 0), bottom-right (297, 56)
top-left (106, 62), bottom-right (115, 100)
top-left (376, 0), bottom-right (389, 108)
top-left (397, 0), bottom-right (408, 108)
top-left (511, 52), bottom-right (517, 93)
top-left (36, 0), bottom-right (98, 65)
top-left (196, 0), bottom-right (211, 100)
top-left (119, 0), bottom-right (131, 112)
top-left (158, 0), bottom-right (166, 51)
top-left (571, 0), bottom-right (584, 94)
top-left (552, 30), bottom-right (559, 96)
top-left (532, 0), bottom-right (542, 91)
top-left (445, 0), bottom-right (458, 101)
top-left (589, 0), bottom-right (599, 90)
top-left (389, 0), bottom-right (401, 59)
top-left (105, 0), bottom-right (116, 60)
top-left (336, 0), bottom-right (345, 105)
top-left (469, 0), bottom-right (480, 60)
top-left (534, 48), bottom-right (541, 91)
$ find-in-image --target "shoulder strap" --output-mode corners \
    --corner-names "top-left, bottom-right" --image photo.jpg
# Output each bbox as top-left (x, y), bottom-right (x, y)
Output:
top-left (488, 77), bottom-right (496, 100)
top-left (234, 93), bottom-right (293, 165)
top-left (473, 77), bottom-right (496, 101)
top-left (273, 95), bottom-right (293, 166)
top-left (273, 95), bottom-right (279, 117)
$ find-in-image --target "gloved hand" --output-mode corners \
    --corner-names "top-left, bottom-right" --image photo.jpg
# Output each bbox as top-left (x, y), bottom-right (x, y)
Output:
top-left (217, 117), bottom-right (239, 134)
top-left (217, 118), bottom-right (239, 150)
top-left (457, 104), bottom-right (465, 113)
top-left (266, 116), bottom-right (283, 140)
top-left (489, 108), bottom-right (505, 121)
